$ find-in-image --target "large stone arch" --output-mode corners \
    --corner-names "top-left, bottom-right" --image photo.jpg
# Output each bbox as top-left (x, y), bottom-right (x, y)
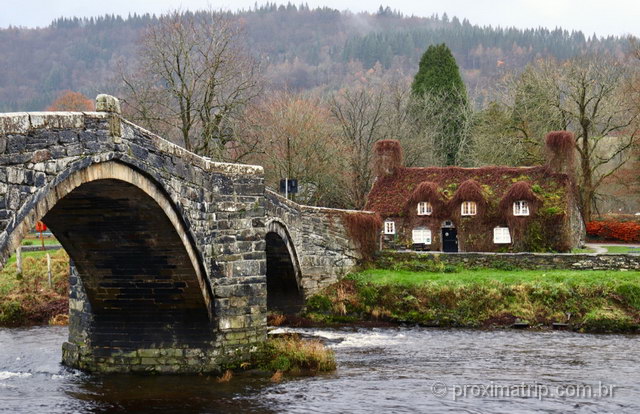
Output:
top-left (0, 160), bottom-right (213, 316)
top-left (265, 218), bottom-right (304, 313)
top-left (0, 108), bottom-right (269, 374)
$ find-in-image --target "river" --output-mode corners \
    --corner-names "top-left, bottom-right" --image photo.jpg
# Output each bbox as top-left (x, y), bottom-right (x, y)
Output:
top-left (0, 326), bottom-right (638, 413)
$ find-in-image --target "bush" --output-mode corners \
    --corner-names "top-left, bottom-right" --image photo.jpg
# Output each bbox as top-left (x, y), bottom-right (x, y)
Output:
top-left (615, 283), bottom-right (640, 310)
top-left (0, 301), bottom-right (26, 326)
top-left (581, 308), bottom-right (637, 333)
top-left (253, 335), bottom-right (336, 373)
top-left (305, 295), bottom-right (333, 313)
top-left (586, 221), bottom-right (640, 242)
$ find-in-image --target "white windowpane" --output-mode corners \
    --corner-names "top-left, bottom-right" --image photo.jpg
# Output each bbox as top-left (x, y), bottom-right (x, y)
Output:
top-left (493, 227), bottom-right (511, 244)
top-left (513, 200), bottom-right (530, 216)
top-left (417, 202), bottom-right (433, 216)
top-left (461, 201), bottom-right (477, 216)
top-left (384, 221), bottom-right (396, 235)
top-left (412, 228), bottom-right (432, 244)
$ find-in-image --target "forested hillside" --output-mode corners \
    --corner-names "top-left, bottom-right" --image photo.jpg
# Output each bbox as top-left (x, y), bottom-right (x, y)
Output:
top-left (0, 4), bottom-right (628, 111)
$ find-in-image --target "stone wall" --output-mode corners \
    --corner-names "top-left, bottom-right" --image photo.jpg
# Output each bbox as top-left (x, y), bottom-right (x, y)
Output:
top-left (265, 190), bottom-right (374, 295)
top-left (0, 103), bottom-right (267, 374)
top-left (379, 250), bottom-right (640, 271)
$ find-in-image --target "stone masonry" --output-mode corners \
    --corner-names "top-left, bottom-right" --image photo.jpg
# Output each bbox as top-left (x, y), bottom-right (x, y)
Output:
top-left (379, 250), bottom-right (640, 271)
top-left (265, 189), bottom-right (373, 296)
top-left (0, 96), bottom-right (267, 374)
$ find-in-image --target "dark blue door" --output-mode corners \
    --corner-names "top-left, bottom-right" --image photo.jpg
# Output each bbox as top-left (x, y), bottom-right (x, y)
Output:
top-left (442, 228), bottom-right (458, 252)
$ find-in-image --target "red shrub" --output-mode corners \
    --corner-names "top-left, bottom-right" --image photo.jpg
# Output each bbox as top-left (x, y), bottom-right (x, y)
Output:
top-left (586, 221), bottom-right (640, 242)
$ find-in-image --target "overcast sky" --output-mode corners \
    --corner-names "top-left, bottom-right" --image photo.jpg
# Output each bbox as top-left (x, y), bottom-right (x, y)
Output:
top-left (1, 0), bottom-right (638, 37)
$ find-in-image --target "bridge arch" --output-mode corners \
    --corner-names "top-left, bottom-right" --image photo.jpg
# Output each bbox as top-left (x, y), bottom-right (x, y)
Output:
top-left (265, 218), bottom-right (304, 313)
top-left (1, 160), bottom-right (218, 364)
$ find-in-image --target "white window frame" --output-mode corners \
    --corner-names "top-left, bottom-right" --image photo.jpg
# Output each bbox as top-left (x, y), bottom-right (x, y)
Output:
top-left (417, 201), bottom-right (433, 216)
top-left (384, 220), bottom-right (396, 235)
top-left (412, 227), bottom-right (432, 244)
top-left (493, 227), bottom-right (512, 244)
top-left (513, 200), bottom-right (530, 216)
top-left (461, 201), bottom-right (477, 216)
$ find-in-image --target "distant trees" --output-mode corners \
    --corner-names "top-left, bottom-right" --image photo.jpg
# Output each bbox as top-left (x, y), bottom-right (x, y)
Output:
top-left (46, 90), bottom-right (93, 111)
top-left (120, 11), bottom-right (260, 159)
top-left (475, 56), bottom-right (640, 221)
top-left (411, 44), bottom-right (470, 166)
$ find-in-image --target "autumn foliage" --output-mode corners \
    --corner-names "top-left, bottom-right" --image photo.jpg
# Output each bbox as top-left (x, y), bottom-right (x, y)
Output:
top-left (586, 221), bottom-right (640, 242)
top-left (341, 212), bottom-right (382, 262)
top-left (46, 90), bottom-right (93, 111)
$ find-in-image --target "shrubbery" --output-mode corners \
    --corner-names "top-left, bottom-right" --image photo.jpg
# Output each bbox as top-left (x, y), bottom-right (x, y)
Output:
top-left (586, 221), bottom-right (640, 242)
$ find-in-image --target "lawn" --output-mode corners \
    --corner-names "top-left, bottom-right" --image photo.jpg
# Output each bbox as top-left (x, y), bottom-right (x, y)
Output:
top-left (571, 247), bottom-right (596, 253)
top-left (304, 267), bottom-right (640, 332)
top-left (605, 245), bottom-right (640, 254)
top-left (21, 237), bottom-right (60, 246)
top-left (5, 247), bottom-right (63, 265)
top-left (352, 268), bottom-right (640, 287)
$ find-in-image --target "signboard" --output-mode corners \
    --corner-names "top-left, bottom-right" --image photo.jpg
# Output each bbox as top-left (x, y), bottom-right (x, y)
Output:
top-left (279, 179), bottom-right (298, 194)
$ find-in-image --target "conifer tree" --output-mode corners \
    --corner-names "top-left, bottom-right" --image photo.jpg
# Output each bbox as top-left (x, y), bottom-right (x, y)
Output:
top-left (411, 43), bottom-right (469, 165)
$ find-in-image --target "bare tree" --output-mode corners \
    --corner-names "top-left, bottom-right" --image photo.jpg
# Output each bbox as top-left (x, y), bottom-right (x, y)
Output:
top-left (481, 56), bottom-right (640, 221)
top-left (120, 11), bottom-right (260, 159)
top-left (330, 87), bottom-right (387, 209)
top-left (246, 91), bottom-right (343, 206)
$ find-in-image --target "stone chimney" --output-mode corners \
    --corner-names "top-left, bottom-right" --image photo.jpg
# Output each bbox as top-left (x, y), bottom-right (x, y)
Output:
top-left (544, 131), bottom-right (575, 176)
top-left (374, 140), bottom-right (403, 178)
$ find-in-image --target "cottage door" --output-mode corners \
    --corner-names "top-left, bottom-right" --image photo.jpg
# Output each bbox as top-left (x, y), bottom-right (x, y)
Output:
top-left (442, 228), bottom-right (458, 252)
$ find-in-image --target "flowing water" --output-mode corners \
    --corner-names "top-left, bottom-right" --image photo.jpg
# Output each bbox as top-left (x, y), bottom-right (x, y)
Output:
top-left (1, 326), bottom-right (638, 413)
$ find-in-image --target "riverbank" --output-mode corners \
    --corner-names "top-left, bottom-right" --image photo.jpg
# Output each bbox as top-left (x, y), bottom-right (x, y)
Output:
top-left (301, 267), bottom-right (640, 333)
top-left (0, 249), bottom-right (68, 326)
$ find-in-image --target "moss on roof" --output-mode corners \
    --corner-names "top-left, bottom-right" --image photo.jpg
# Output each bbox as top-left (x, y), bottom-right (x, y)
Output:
top-left (365, 165), bottom-right (570, 217)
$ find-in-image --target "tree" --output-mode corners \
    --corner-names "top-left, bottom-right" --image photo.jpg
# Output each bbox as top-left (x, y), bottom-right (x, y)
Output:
top-left (330, 86), bottom-right (387, 209)
top-left (485, 56), bottom-right (640, 221)
top-left (246, 91), bottom-right (343, 206)
top-left (120, 11), bottom-right (260, 159)
top-left (46, 90), bottom-right (93, 111)
top-left (411, 43), bottom-right (469, 165)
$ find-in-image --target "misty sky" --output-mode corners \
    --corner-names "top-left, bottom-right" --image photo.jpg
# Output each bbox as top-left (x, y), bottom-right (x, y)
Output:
top-left (1, 0), bottom-right (638, 37)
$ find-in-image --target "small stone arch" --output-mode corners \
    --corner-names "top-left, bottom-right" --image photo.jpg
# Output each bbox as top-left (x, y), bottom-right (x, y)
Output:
top-left (265, 218), bottom-right (304, 313)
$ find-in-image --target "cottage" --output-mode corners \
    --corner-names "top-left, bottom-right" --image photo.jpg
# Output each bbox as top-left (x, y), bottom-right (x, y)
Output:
top-left (365, 132), bottom-right (585, 252)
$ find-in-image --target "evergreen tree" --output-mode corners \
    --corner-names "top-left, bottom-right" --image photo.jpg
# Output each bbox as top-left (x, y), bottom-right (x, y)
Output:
top-left (411, 43), bottom-right (469, 165)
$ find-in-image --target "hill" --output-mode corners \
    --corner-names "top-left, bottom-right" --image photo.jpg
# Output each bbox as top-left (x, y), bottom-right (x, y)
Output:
top-left (0, 4), bottom-right (628, 111)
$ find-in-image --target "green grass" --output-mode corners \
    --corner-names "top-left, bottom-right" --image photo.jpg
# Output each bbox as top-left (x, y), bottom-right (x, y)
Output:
top-left (605, 246), bottom-right (640, 254)
top-left (5, 248), bottom-right (62, 265)
top-left (571, 247), bottom-right (596, 253)
top-left (21, 237), bottom-right (59, 246)
top-left (352, 268), bottom-right (640, 286)
top-left (304, 267), bottom-right (640, 333)
top-left (0, 249), bottom-right (69, 326)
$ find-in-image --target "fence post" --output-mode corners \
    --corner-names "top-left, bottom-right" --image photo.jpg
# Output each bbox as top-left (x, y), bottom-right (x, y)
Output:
top-left (16, 247), bottom-right (22, 275)
top-left (47, 253), bottom-right (52, 288)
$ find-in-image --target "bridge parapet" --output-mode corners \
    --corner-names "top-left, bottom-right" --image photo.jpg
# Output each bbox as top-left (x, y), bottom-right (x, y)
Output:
top-left (265, 189), bottom-right (377, 295)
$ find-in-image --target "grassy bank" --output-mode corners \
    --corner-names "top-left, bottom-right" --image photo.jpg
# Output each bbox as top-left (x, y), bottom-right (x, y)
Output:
top-left (0, 249), bottom-right (69, 327)
top-left (215, 334), bottom-right (336, 382)
top-left (304, 268), bottom-right (640, 333)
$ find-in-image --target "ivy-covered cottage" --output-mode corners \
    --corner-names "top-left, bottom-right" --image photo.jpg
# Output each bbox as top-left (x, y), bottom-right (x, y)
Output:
top-left (365, 132), bottom-right (585, 252)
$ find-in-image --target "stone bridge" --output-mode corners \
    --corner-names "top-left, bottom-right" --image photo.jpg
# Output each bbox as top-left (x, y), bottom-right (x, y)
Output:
top-left (0, 96), bottom-right (372, 374)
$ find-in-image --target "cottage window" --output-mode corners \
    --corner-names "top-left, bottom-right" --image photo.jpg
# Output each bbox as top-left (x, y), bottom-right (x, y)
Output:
top-left (384, 220), bottom-right (396, 235)
top-left (412, 227), bottom-right (432, 244)
top-left (513, 200), bottom-right (530, 216)
top-left (461, 201), bottom-right (477, 216)
top-left (493, 227), bottom-right (512, 244)
top-left (417, 202), bottom-right (433, 216)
